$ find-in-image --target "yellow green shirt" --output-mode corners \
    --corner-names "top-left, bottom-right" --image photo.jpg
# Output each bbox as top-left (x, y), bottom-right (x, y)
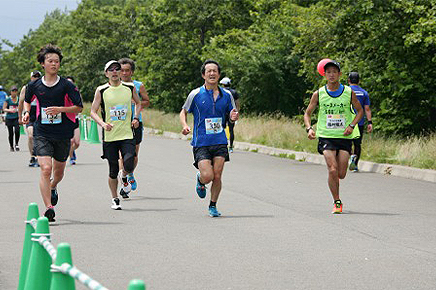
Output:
top-left (97, 82), bottom-right (134, 142)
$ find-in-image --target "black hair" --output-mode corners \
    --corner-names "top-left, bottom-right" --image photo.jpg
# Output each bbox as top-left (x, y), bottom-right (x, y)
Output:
top-left (348, 72), bottom-right (360, 84)
top-left (201, 59), bottom-right (221, 75)
top-left (37, 44), bottom-right (63, 64)
top-left (66, 76), bottom-right (75, 83)
top-left (118, 58), bottom-right (136, 72)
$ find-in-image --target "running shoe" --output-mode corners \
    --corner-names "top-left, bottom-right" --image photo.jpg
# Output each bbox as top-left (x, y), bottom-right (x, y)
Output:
top-left (127, 173), bottom-right (137, 191)
top-left (28, 157), bottom-right (37, 167)
top-left (229, 147), bottom-right (233, 153)
top-left (111, 198), bottom-right (122, 210)
top-left (352, 166), bottom-right (359, 173)
top-left (69, 158), bottom-right (76, 165)
top-left (10, 147), bottom-right (14, 152)
top-left (332, 200), bottom-right (343, 214)
top-left (44, 206), bottom-right (56, 222)
top-left (119, 182), bottom-right (131, 199)
top-left (51, 188), bottom-right (58, 206)
top-left (349, 155), bottom-right (357, 171)
top-left (208, 206), bottom-right (221, 217)
top-left (196, 172), bottom-right (206, 199)
top-left (15, 145), bottom-right (20, 151)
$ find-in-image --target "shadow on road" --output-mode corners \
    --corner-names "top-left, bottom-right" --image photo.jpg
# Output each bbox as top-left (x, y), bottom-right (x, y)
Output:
top-left (345, 211), bottom-right (400, 216)
top-left (51, 219), bottom-right (124, 227)
top-left (218, 215), bottom-right (275, 219)
top-left (121, 208), bottom-right (178, 212)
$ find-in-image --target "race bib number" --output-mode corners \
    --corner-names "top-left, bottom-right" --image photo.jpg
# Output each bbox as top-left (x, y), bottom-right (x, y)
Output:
top-left (41, 107), bottom-right (62, 124)
top-left (10, 105), bottom-right (17, 112)
top-left (205, 117), bottom-right (223, 134)
top-left (326, 114), bottom-right (345, 129)
top-left (110, 105), bottom-right (128, 121)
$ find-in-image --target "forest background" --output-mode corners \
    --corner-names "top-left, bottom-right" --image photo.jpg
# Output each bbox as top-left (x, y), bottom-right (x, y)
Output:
top-left (1, 0), bottom-right (435, 169)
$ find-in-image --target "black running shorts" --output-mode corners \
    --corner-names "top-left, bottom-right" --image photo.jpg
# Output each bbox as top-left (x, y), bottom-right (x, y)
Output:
top-left (101, 139), bottom-right (136, 162)
top-left (133, 122), bottom-right (143, 145)
top-left (33, 135), bottom-right (71, 162)
top-left (193, 144), bottom-right (229, 169)
top-left (318, 137), bottom-right (352, 155)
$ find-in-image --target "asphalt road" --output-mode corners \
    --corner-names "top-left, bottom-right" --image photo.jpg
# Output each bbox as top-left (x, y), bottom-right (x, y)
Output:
top-left (1, 129), bottom-right (436, 290)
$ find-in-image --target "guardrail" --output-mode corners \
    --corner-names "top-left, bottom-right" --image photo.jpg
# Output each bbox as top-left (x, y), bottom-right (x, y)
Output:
top-left (18, 203), bottom-right (146, 290)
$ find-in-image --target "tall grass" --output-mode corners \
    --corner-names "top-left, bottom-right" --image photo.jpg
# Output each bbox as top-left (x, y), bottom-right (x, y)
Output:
top-left (81, 104), bottom-right (436, 170)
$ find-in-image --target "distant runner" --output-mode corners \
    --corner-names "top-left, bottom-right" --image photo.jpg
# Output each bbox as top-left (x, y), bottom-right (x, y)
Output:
top-left (18, 70), bottom-right (42, 167)
top-left (118, 58), bottom-right (150, 190)
top-left (3, 86), bottom-right (20, 151)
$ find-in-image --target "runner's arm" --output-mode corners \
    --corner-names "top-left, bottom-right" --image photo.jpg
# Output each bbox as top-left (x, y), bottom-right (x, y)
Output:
top-left (90, 88), bottom-right (108, 128)
top-left (139, 83), bottom-right (150, 108)
top-left (179, 109), bottom-right (191, 135)
top-left (344, 91), bottom-right (363, 136)
top-left (304, 91), bottom-right (318, 139)
top-left (18, 86), bottom-right (26, 117)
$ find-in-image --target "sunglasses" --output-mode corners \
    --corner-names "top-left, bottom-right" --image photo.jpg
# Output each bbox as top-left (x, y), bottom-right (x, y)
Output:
top-left (107, 67), bottom-right (120, 72)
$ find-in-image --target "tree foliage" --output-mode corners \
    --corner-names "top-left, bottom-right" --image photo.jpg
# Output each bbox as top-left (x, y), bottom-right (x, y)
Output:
top-left (0, 0), bottom-right (435, 135)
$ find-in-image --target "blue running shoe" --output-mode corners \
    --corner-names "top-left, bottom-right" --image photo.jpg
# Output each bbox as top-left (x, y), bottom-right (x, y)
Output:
top-left (196, 172), bottom-right (206, 198)
top-left (208, 206), bottom-right (221, 217)
top-left (127, 173), bottom-right (137, 191)
top-left (51, 188), bottom-right (58, 206)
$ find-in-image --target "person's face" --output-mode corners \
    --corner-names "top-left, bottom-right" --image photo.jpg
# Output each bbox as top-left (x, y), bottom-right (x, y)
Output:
top-left (105, 65), bottom-right (121, 81)
top-left (202, 63), bottom-right (220, 86)
top-left (42, 53), bottom-right (60, 75)
top-left (11, 89), bottom-right (18, 97)
top-left (324, 66), bottom-right (341, 83)
top-left (120, 64), bottom-right (133, 82)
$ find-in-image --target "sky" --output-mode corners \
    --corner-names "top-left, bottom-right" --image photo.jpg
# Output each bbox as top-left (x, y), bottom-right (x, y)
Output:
top-left (0, 0), bottom-right (80, 49)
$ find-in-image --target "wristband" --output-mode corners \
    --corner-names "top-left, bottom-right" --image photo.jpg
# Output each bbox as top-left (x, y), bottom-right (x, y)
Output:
top-left (349, 124), bottom-right (355, 129)
top-left (306, 126), bottom-right (313, 133)
top-left (23, 111), bottom-right (29, 116)
top-left (367, 120), bottom-right (372, 125)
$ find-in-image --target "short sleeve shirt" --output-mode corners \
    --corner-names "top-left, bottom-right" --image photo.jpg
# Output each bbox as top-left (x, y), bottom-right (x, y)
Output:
top-left (182, 86), bottom-right (236, 147)
top-left (25, 76), bottom-right (83, 140)
top-left (350, 85), bottom-right (370, 126)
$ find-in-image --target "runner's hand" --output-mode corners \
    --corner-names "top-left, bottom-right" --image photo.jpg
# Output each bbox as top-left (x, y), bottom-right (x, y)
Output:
top-left (132, 119), bottom-right (139, 128)
top-left (367, 124), bottom-right (373, 133)
top-left (44, 106), bottom-right (61, 115)
top-left (22, 113), bottom-right (29, 124)
top-left (307, 129), bottom-right (316, 140)
top-left (103, 123), bottom-right (113, 131)
top-left (182, 125), bottom-right (191, 135)
top-left (230, 109), bottom-right (239, 122)
top-left (343, 126), bottom-right (354, 136)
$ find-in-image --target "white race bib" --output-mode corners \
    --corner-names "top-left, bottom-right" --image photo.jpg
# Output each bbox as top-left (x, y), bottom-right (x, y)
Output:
top-left (205, 117), bottom-right (223, 134)
top-left (326, 114), bottom-right (345, 129)
top-left (110, 105), bottom-right (128, 121)
top-left (41, 107), bottom-right (62, 124)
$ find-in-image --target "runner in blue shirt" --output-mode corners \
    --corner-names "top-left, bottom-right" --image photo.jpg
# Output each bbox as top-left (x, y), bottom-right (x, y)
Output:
top-left (348, 72), bottom-right (373, 172)
top-left (118, 58), bottom-right (150, 191)
top-left (180, 59), bottom-right (239, 217)
top-left (0, 85), bottom-right (7, 123)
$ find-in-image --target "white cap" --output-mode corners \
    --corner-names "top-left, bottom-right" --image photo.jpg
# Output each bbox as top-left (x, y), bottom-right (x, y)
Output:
top-left (104, 60), bottom-right (121, 72)
top-left (219, 77), bottom-right (231, 85)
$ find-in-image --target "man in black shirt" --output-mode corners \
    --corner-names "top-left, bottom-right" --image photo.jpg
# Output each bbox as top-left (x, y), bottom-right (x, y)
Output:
top-left (23, 44), bottom-right (83, 221)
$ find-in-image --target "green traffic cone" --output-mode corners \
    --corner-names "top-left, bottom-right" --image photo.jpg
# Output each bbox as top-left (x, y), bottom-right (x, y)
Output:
top-left (18, 203), bottom-right (39, 290)
top-left (50, 243), bottom-right (75, 290)
top-left (87, 119), bottom-right (100, 144)
top-left (20, 125), bottom-right (26, 135)
top-left (24, 217), bottom-right (52, 290)
top-left (79, 117), bottom-right (85, 141)
top-left (128, 279), bottom-right (146, 290)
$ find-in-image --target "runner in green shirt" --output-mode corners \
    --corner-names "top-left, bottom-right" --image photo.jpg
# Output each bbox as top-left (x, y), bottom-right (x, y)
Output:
top-left (304, 60), bottom-right (363, 214)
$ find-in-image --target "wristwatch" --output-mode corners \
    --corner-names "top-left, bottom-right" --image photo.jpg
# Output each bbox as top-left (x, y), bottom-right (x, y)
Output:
top-left (306, 126), bottom-right (313, 133)
top-left (349, 123), bottom-right (355, 129)
top-left (23, 111), bottom-right (29, 116)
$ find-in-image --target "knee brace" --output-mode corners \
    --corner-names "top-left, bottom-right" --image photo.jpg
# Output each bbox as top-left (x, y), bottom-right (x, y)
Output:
top-left (123, 154), bottom-right (135, 173)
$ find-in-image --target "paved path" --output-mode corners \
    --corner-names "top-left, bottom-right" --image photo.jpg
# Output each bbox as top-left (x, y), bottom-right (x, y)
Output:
top-left (1, 129), bottom-right (436, 290)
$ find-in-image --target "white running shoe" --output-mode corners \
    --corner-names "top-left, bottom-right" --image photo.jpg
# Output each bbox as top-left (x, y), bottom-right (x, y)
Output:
top-left (111, 198), bottom-right (121, 210)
